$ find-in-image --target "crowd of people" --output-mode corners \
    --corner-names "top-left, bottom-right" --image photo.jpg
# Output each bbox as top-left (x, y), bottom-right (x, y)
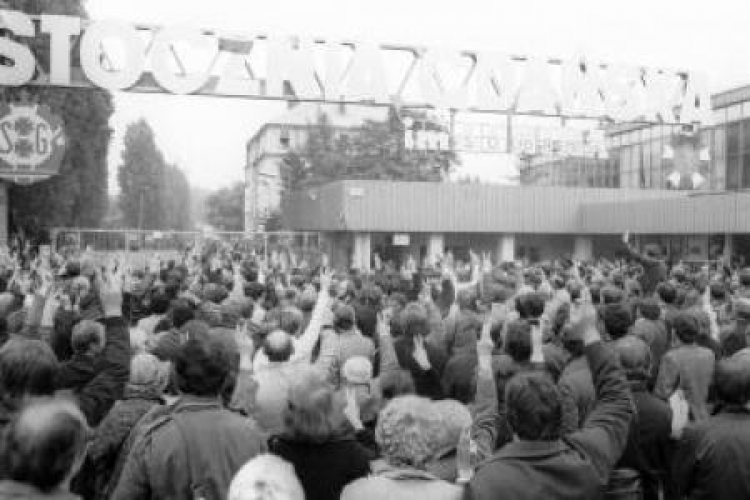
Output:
top-left (0, 232), bottom-right (749, 500)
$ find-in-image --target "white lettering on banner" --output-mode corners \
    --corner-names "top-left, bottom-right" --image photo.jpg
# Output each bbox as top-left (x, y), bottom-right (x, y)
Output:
top-left (560, 56), bottom-right (605, 117)
top-left (345, 41), bottom-right (390, 103)
top-left (418, 48), bottom-right (469, 110)
top-left (40, 15), bottom-right (81, 85)
top-left (150, 26), bottom-right (218, 94)
top-left (0, 10), bottom-right (36, 86)
top-left (472, 52), bottom-right (519, 111)
top-left (516, 57), bottom-right (558, 115)
top-left (79, 20), bottom-right (145, 90)
top-left (405, 116), bottom-right (607, 157)
top-left (0, 9), bottom-right (713, 126)
top-left (266, 36), bottom-right (321, 99)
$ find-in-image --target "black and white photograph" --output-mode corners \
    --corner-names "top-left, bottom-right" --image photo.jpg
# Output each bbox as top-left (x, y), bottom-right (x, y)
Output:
top-left (0, 1), bottom-right (748, 499)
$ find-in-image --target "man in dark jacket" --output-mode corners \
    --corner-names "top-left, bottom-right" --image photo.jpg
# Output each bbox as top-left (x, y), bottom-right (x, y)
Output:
top-left (110, 328), bottom-right (266, 500)
top-left (0, 272), bottom-right (130, 432)
top-left (673, 349), bottom-right (750, 499)
top-left (56, 320), bottom-right (105, 392)
top-left (623, 233), bottom-right (666, 297)
top-left (75, 276), bottom-right (132, 427)
top-left (466, 295), bottom-right (634, 500)
top-left (613, 336), bottom-right (676, 500)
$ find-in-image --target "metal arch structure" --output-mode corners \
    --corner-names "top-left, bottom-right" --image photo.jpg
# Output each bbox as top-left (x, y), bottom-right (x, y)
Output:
top-left (0, 9), bottom-right (713, 127)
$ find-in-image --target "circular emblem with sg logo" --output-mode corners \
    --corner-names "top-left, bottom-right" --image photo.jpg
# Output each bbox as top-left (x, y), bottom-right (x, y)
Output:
top-left (0, 103), bottom-right (67, 185)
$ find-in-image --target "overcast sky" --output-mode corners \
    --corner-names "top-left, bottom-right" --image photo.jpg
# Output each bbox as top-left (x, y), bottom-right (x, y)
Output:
top-left (86, 0), bottom-right (750, 192)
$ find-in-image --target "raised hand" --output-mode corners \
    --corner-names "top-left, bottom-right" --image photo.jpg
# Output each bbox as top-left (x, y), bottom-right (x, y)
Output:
top-left (319, 267), bottom-right (334, 292)
top-left (412, 335), bottom-right (431, 371)
top-left (343, 387), bottom-right (364, 431)
top-left (377, 308), bottom-right (393, 337)
top-left (569, 287), bottom-right (600, 345)
top-left (477, 316), bottom-right (495, 369)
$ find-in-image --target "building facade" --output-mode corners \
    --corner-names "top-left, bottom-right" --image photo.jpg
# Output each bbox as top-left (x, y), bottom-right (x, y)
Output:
top-left (244, 103), bottom-right (387, 231)
top-left (521, 85), bottom-right (750, 191)
top-left (284, 180), bottom-right (750, 270)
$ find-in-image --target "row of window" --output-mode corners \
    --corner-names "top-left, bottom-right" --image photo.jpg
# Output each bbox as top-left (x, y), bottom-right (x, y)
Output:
top-left (525, 116), bottom-right (750, 190)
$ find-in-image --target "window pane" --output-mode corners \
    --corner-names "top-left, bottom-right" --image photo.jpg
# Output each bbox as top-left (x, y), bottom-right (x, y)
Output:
top-left (727, 155), bottom-right (741, 189)
top-left (743, 152), bottom-right (750, 188)
top-left (728, 123), bottom-right (741, 155)
top-left (728, 104), bottom-right (743, 122)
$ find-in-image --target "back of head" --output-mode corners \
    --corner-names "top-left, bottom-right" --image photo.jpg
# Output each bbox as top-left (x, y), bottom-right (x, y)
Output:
top-left (173, 334), bottom-right (233, 397)
top-left (0, 398), bottom-right (89, 493)
top-left (657, 282), bottom-right (676, 305)
top-left (375, 395), bottom-right (442, 469)
top-left (561, 324), bottom-right (584, 358)
top-left (278, 308), bottom-right (303, 336)
top-left (228, 454), bottom-right (304, 500)
top-left (380, 369), bottom-right (415, 400)
top-left (333, 304), bottom-right (355, 333)
top-left (129, 353), bottom-right (170, 393)
top-left (401, 302), bottom-right (429, 338)
top-left (505, 319), bottom-right (532, 363)
top-left (264, 329), bottom-right (294, 363)
top-left (637, 298), bottom-right (661, 321)
top-left (715, 350), bottom-right (750, 406)
top-left (0, 338), bottom-right (58, 402)
top-left (71, 320), bottom-right (105, 355)
top-left (505, 371), bottom-right (562, 441)
top-left (673, 312), bottom-right (700, 344)
top-left (171, 300), bottom-right (195, 329)
top-left (603, 303), bottom-right (633, 340)
top-left (612, 336), bottom-right (651, 381)
top-left (283, 369), bottom-right (346, 444)
top-left (297, 287), bottom-right (317, 313)
top-left (515, 293), bottom-right (545, 321)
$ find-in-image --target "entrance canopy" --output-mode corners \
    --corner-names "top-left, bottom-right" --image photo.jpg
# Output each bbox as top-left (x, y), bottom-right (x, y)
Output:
top-left (0, 9), bottom-right (712, 126)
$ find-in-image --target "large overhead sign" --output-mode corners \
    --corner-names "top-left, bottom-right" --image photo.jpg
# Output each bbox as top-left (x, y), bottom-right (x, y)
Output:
top-left (0, 9), bottom-right (712, 126)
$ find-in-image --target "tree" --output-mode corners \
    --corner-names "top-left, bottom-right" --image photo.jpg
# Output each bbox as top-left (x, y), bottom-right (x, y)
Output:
top-left (118, 120), bottom-right (168, 229)
top-left (282, 107), bottom-right (459, 192)
top-left (205, 182), bottom-right (244, 231)
top-left (7, 0), bottom-right (114, 235)
top-left (162, 164), bottom-right (192, 230)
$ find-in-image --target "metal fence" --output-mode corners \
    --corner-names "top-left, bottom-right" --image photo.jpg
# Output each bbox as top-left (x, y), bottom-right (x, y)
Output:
top-left (50, 228), bottom-right (323, 262)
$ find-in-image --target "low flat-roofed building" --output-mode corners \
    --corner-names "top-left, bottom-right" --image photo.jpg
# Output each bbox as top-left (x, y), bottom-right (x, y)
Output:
top-left (284, 180), bottom-right (749, 269)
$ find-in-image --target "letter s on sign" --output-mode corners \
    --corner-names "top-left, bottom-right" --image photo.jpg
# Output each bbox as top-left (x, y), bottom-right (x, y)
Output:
top-left (80, 20), bottom-right (146, 90)
top-left (0, 10), bottom-right (36, 86)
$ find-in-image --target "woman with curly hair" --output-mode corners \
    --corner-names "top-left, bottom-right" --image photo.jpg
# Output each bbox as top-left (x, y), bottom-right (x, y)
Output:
top-left (341, 395), bottom-right (464, 500)
top-left (268, 368), bottom-right (371, 500)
